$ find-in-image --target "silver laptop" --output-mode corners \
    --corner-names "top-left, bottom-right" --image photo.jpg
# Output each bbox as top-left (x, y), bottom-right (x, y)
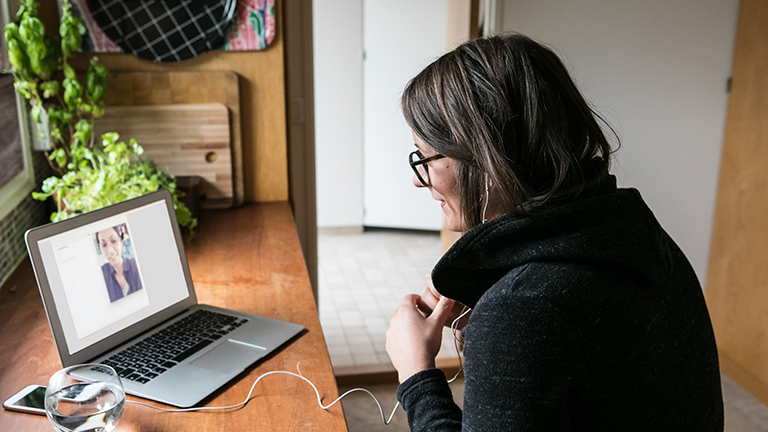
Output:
top-left (25, 189), bottom-right (304, 408)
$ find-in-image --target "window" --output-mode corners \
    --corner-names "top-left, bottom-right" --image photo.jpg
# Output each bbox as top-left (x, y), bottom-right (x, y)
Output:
top-left (0, 0), bottom-right (36, 221)
top-left (0, 74), bottom-right (24, 188)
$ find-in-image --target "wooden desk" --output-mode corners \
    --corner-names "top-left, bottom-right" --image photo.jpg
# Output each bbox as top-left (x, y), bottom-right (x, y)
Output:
top-left (0, 202), bottom-right (348, 431)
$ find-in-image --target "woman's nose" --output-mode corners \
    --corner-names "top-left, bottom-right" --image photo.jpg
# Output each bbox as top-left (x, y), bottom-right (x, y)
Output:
top-left (413, 172), bottom-right (426, 188)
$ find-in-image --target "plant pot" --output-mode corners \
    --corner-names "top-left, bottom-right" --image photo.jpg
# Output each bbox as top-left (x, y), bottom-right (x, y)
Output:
top-left (175, 175), bottom-right (201, 218)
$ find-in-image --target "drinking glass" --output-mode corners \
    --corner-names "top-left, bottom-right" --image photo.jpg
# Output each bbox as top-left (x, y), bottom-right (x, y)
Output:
top-left (45, 364), bottom-right (125, 432)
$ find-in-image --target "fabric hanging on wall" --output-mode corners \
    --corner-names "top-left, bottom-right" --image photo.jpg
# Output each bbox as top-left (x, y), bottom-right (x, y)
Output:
top-left (58, 0), bottom-right (276, 58)
top-left (220, 0), bottom-right (276, 51)
top-left (84, 0), bottom-right (237, 62)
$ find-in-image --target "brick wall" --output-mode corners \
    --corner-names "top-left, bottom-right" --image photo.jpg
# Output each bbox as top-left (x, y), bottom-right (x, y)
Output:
top-left (0, 151), bottom-right (52, 285)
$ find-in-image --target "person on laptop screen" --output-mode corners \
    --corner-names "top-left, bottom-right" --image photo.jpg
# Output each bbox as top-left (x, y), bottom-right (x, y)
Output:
top-left (96, 225), bottom-right (143, 302)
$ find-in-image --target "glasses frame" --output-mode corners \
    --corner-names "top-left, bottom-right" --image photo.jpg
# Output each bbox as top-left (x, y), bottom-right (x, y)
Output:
top-left (409, 150), bottom-right (446, 187)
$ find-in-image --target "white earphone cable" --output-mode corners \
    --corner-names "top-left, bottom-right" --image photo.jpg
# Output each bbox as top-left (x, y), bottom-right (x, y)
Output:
top-left (126, 308), bottom-right (472, 424)
top-left (482, 174), bottom-right (490, 223)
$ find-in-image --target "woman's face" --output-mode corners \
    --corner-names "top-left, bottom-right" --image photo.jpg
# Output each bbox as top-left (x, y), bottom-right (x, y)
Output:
top-left (98, 228), bottom-right (123, 267)
top-left (412, 131), bottom-right (463, 232)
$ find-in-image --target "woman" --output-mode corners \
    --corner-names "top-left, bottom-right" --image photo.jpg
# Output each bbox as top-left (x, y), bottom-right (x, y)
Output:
top-left (385, 34), bottom-right (723, 431)
top-left (97, 226), bottom-right (143, 302)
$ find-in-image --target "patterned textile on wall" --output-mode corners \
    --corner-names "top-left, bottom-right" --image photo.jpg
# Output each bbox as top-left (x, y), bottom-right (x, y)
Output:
top-left (85, 0), bottom-right (237, 62)
top-left (221, 0), bottom-right (276, 51)
top-left (60, 0), bottom-right (277, 57)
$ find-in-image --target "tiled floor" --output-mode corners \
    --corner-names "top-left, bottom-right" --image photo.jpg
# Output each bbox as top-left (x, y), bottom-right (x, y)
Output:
top-left (319, 229), bottom-right (768, 431)
top-left (317, 228), bottom-right (458, 369)
top-left (722, 374), bottom-right (768, 431)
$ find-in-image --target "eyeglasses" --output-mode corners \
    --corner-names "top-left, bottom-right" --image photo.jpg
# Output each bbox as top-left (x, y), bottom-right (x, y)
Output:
top-left (409, 150), bottom-right (445, 187)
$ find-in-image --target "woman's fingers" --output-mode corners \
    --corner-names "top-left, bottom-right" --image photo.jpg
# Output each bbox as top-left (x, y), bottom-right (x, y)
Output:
top-left (386, 294), bottom-right (455, 383)
top-left (429, 295), bottom-right (456, 326)
top-left (418, 275), bottom-right (440, 314)
top-left (421, 275), bottom-right (471, 329)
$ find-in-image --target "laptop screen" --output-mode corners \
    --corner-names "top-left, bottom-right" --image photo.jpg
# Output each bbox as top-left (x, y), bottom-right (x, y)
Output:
top-left (34, 198), bottom-right (190, 355)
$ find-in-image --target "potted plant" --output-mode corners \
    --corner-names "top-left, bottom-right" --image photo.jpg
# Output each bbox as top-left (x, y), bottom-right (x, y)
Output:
top-left (4, 0), bottom-right (197, 237)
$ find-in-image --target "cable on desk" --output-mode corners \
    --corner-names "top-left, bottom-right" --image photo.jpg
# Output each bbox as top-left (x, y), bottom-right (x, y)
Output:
top-left (127, 308), bottom-right (471, 425)
top-left (127, 370), bottom-right (402, 424)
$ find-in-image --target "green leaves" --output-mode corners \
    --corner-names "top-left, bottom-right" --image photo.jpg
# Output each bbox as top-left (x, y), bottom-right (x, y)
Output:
top-left (4, 0), bottom-right (102, 157)
top-left (39, 80), bottom-right (59, 98)
top-left (40, 36), bottom-right (60, 79)
top-left (62, 77), bottom-right (82, 110)
top-left (5, 1), bottom-right (60, 81)
top-left (33, 132), bottom-right (197, 235)
top-left (46, 106), bottom-right (73, 140)
top-left (16, 0), bottom-right (38, 21)
top-left (5, 23), bottom-right (30, 78)
top-left (30, 104), bottom-right (41, 122)
top-left (9, 0), bottom-right (196, 237)
top-left (86, 57), bottom-right (109, 106)
top-left (72, 119), bottom-right (92, 146)
top-left (48, 147), bottom-right (67, 168)
top-left (19, 13), bottom-right (45, 77)
top-left (59, 0), bottom-right (85, 58)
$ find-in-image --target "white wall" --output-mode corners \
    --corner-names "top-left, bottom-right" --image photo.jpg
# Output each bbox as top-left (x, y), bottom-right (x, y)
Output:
top-left (313, 0), bottom-right (740, 285)
top-left (313, 0), bottom-right (364, 228)
top-left (500, 0), bottom-right (739, 285)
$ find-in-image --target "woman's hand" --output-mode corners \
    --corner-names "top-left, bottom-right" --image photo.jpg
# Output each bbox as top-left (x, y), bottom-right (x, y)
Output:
top-left (418, 275), bottom-right (471, 329)
top-left (386, 294), bottom-right (456, 383)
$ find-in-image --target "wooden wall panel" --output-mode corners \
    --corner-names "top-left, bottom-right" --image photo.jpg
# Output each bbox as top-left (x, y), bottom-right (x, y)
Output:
top-left (284, 0), bottom-right (318, 294)
top-left (705, 0), bottom-right (768, 404)
top-left (95, 102), bottom-right (237, 207)
top-left (52, 0), bottom-right (289, 203)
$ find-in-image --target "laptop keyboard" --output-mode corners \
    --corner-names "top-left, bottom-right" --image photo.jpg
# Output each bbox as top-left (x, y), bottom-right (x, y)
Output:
top-left (101, 309), bottom-right (250, 384)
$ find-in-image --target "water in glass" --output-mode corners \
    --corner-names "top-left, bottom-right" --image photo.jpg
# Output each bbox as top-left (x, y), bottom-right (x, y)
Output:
top-left (45, 364), bottom-right (125, 432)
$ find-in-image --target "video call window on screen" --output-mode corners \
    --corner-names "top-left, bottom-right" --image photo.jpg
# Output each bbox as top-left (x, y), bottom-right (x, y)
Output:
top-left (49, 218), bottom-right (151, 344)
top-left (94, 224), bottom-right (145, 303)
top-left (39, 200), bottom-right (190, 355)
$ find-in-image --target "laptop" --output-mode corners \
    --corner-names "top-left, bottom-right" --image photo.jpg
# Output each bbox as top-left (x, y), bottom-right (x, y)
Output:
top-left (25, 189), bottom-right (304, 408)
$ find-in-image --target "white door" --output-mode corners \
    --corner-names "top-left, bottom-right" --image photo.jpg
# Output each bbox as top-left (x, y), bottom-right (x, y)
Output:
top-left (362, 0), bottom-right (448, 230)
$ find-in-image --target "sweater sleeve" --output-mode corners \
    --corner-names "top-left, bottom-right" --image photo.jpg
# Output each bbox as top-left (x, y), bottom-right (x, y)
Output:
top-left (396, 368), bottom-right (463, 432)
top-left (398, 270), bottom-right (582, 431)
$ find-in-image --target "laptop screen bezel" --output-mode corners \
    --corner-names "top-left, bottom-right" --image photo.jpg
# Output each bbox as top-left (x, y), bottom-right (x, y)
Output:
top-left (24, 189), bottom-right (198, 367)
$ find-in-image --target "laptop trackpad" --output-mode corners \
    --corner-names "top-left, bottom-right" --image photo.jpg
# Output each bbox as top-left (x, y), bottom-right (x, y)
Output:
top-left (190, 340), bottom-right (267, 374)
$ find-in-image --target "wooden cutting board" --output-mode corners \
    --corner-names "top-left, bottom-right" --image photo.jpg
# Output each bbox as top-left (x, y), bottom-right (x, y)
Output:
top-left (102, 70), bottom-right (243, 207)
top-left (93, 103), bottom-right (234, 208)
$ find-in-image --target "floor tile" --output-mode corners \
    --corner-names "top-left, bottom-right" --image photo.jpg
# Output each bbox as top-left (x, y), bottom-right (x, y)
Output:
top-left (318, 228), bottom-right (448, 371)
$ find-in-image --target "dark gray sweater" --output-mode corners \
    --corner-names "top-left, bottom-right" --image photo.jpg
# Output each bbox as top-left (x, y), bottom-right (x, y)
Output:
top-left (396, 177), bottom-right (724, 431)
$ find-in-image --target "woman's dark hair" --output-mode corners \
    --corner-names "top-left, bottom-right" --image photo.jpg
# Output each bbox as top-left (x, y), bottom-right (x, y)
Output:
top-left (96, 226), bottom-right (123, 244)
top-left (402, 33), bottom-right (616, 229)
